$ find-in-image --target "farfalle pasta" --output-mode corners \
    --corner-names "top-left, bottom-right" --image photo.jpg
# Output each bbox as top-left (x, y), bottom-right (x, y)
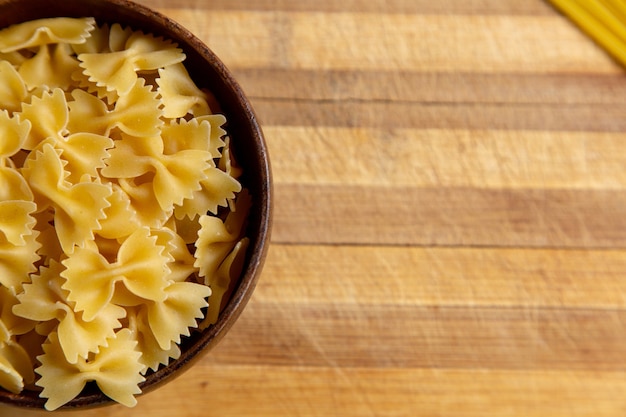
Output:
top-left (78, 27), bottom-right (185, 95)
top-left (0, 61), bottom-right (27, 113)
top-left (0, 17), bottom-right (95, 52)
top-left (0, 17), bottom-right (250, 410)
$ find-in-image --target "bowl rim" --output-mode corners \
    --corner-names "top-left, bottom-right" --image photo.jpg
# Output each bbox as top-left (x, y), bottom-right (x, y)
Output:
top-left (0, 0), bottom-right (273, 409)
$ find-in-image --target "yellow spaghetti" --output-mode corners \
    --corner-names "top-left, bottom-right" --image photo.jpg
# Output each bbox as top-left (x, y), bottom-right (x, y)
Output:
top-left (547, 0), bottom-right (626, 68)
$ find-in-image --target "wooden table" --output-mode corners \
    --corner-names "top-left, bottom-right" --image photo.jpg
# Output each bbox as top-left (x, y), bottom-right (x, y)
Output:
top-left (6, 0), bottom-right (626, 416)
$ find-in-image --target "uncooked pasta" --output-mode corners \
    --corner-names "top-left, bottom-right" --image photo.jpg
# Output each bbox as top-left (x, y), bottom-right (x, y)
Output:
top-left (0, 16), bottom-right (249, 410)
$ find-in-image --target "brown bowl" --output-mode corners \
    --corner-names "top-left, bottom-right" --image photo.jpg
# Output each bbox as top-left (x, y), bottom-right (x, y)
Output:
top-left (0, 0), bottom-right (272, 410)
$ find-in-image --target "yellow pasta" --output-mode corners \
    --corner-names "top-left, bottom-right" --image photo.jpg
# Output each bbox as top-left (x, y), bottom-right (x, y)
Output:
top-left (40, 132), bottom-right (114, 183)
top-left (547, 0), bottom-right (626, 68)
top-left (0, 61), bottom-right (27, 114)
top-left (78, 28), bottom-right (185, 95)
top-left (21, 143), bottom-right (113, 254)
top-left (97, 184), bottom-right (142, 240)
top-left (36, 329), bottom-right (144, 410)
top-left (0, 110), bottom-right (30, 160)
top-left (67, 78), bottom-right (163, 138)
top-left (194, 189), bottom-right (251, 284)
top-left (0, 287), bottom-right (35, 394)
top-left (18, 43), bottom-right (80, 90)
top-left (14, 260), bottom-right (126, 364)
top-left (0, 167), bottom-right (40, 293)
top-left (201, 237), bottom-right (249, 329)
top-left (151, 227), bottom-right (197, 283)
top-left (127, 306), bottom-right (182, 373)
top-left (157, 63), bottom-right (211, 118)
top-left (0, 331), bottom-right (33, 394)
top-left (61, 227), bottom-right (171, 321)
top-left (0, 17), bottom-right (95, 53)
top-left (102, 131), bottom-right (213, 212)
top-left (19, 88), bottom-right (68, 150)
top-left (0, 17), bottom-right (249, 410)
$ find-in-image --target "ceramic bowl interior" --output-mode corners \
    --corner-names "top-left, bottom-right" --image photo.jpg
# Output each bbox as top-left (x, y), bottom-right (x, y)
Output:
top-left (0, 0), bottom-right (272, 409)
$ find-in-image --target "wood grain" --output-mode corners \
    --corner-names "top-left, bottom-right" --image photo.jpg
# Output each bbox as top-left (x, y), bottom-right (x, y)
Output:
top-left (5, 0), bottom-right (626, 416)
top-left (162, 10), bottom-right (621, 73)
top-left (264, 127), bottom-right (626, 188)
top-left (234, 69), bottom-right (626, 104)
top-left (255, 245), bottom-right (626, 308)
top-left (143, 0), bottom-right (556, 15)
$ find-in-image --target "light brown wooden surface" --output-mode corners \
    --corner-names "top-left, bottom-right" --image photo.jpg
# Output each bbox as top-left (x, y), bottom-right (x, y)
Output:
top-left (5, 0), bottom-right (626, 415)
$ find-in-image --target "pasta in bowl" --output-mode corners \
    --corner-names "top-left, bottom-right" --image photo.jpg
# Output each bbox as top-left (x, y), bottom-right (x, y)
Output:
top-left (0, 0), bottom-right (271, 411)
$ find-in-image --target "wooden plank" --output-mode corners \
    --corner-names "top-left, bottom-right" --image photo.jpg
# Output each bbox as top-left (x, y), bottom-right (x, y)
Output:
top-left (139, 366), bottom-right (626, 417)
top-left (234, 69), bottom-right (626, 104)
top-left (160, 11), bottom-right (620, 73)
top-left (272, 184), bottom-right (626, 247)
top-left (257, 245), bottom-right (626, 309)
top-left (11, 365), bottom-right (626, 417)
top-left (251, 99), bottom-right (626, 131)
top-left (264, 127), bottom-right (626, 189)
top-left (208, 299), bottom-right (626, 371)
top-left (144, 0), bottom-right (555, 15)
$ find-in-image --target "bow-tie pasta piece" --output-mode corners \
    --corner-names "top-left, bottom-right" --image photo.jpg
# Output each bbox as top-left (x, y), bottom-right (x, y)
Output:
top-left (29, 209), bottom-right (61, 266)
top-left (78, 28), bottom-right (185, 96)
top-left (101, 135), bottom-right (160, 179)
top-left (19, 43), bottom-right (80, 91)
top-left (0, 200), bottom-right (37, 247)
top-left (107, 78), bottom-right (164, 137)
top-left (0, 286), bottom-right (35, 336)
top-left (0, 166), bottom-right (37, 249)
top-left (0, 229), bottom-right (40, 293)
top-left (161, 116), bottom-right (226, 159)
top-left (0, 61), bottom-right (27, 114)
top-left (141, 280), bottom-right (211, 360)
top-left (67, 78), bottom-right (163, 138)
top-left (194, 189), bottom-right (251, 283)
top-left (150, 146), bottom-right (213, 212)
top-left (96, 184), bottom-right (142, 240)
top-left (0, 167), bottom-right (40, 292)
top-left (20, 143), bottom-right (112, 254)
top-left (0, 327), bottom-right (34, 394)
top-left (0, 17), bottom-right (95, 53)
top-left (157, 63), bottom-right (210, 118)
top-left (0, 287), bottom-right (35, 394)
top-left (13, 260), bottom-right (126, 365)
top-left (118, 279), bottom-right (211, 373)
top-left (102, 131), bottom-right (213, 212)
top-left (172, 212), bottom-right (203, 245)
top-left (70, 68), bottom-right (118, 104)
top-left (18, 88), bottom-right (68, 150)
top-left (174, 165), bottom-right (242, 220)
top-left (0, 111), bottom-right (30, 160)
top-left (127, 306), bottom-right (180, 374)
top-left (198, 115), bottom-right (229, 158)
top-left (0, 166), bottom-right (34, 208)
top-left (70, 23), bottom-right (111, 55)
top-left (151, 227), bottom-right (198, 283)
top-left (61, 227), bottom-right (171, 322)
top-left (117, 176), bottom-right (173, 229)
top-left (65, 88), bottom-right (110, 136)
top-left (219, 136), bottom-right (245, 210)
top-left (201, 237), bottom-right (249, 328)
top-left (36, 329), bottom-right (144, 411)
top-left (119, 280), bottom-right (211, 368)
top-left (219, 135), bottom-right (244, 180)
top-left (40, 132), bottom-right (114, 183)
top-left (107, 24), bottom-right (135, 52)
